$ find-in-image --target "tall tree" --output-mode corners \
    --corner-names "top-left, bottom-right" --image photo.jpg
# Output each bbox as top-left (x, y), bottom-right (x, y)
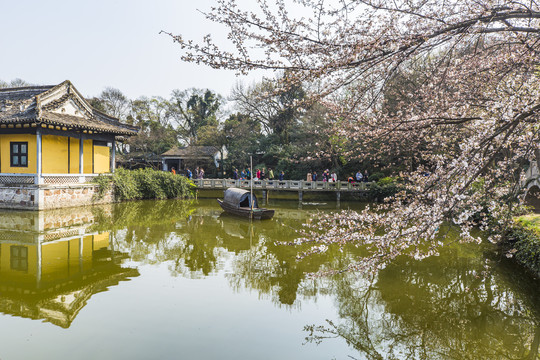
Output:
top-left (89, 87), bottom-right (131, 122)
top-left (222, 113), bottom-right (261, 169)
top-left (168, 88), bottom-right (222, 144)
top-left (165, 0), bottom-right (540, 271)
top-left (231, 75), bottom-right (305, 143)
top-left (128, 97), bottom-right (178, 159)
top-left (0, 78), bottom-right (33, 88)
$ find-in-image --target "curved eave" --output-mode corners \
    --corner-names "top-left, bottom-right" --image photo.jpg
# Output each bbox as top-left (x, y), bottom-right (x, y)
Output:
top-left (39, 117), bottom-right (138, 136)
top-left (0, 117), bottom-right (138, 136)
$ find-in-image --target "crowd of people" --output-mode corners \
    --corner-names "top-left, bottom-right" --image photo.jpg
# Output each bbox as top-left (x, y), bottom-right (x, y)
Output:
top-left (304, 169), bottom-right (369, 183)
top-left (171, 167), bottom-right (205, 179)
top-left (170, 166), bottom-right (369, 183)
top-left (230, 167), bottom-right (286, 181)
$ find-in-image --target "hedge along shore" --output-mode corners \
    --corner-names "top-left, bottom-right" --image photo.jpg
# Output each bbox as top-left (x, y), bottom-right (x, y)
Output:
top-left (503, 214), bottom-right (540, 278)
top-left (0, 169), bottom-right (194, 211)
top-left (92, 168), bottom-right (195, 202)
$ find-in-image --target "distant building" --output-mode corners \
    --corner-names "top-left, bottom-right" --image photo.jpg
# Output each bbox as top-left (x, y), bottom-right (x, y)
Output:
top-left (0, 80), bottom-right (138, 183)
top-left (161, 145), bottom-right (227, 176)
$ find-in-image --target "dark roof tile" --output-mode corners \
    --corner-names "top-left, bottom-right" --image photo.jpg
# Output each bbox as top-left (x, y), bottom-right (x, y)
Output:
top-left (0, 82), bottom-right (138, 136)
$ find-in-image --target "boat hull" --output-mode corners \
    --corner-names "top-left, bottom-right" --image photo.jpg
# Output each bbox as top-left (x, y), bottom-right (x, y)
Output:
top-left (217, 199), bottom-right (274, 220)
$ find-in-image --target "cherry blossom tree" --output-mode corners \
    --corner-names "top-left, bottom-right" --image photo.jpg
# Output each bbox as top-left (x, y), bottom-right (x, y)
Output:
top-left (163, 0), bottom-right (540, 272)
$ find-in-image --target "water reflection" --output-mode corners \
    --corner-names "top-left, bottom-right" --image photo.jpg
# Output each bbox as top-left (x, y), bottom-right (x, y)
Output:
top-left (0, 199), bottom-right (538, 359)
top-left (0, 208), bottom-right (139, 328)
top-left (305, 244), bottom-right (540, 359)
top-left (91, 199), bottom-right (336, 304)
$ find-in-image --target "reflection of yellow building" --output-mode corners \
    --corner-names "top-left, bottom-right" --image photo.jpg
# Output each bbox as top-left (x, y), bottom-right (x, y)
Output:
top-left (0, 209), bottom-right (138, 328)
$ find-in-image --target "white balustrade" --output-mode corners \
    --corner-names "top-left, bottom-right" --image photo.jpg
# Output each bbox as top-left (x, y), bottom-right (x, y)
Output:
top-left (190, 178), bottom-right (372, 192)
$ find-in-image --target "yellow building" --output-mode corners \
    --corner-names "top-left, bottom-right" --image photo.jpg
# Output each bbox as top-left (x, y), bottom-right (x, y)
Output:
top-left (0, 80), bottom-right (138, 184)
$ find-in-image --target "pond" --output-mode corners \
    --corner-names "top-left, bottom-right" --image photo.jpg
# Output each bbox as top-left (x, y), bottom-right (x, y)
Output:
top-left (0, 199), bottom-right (538, 359)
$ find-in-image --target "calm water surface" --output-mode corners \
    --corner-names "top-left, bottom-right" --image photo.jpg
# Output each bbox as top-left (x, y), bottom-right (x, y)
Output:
top-left (0, 199), bottom-right (538, 359)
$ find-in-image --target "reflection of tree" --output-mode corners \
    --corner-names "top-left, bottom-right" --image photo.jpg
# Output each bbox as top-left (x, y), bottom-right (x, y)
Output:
top-left (225, 216), bottom-right (347, 307)
top-left (95, 199), bottom-right (348, 306)
top-left (304, 244), bottom-right (540, 359)
top-left (164, 211), bottom-right (224, 278)
top-left (92, 200), bottom-right (226, 277)
top-left (90, 198), bottom-right (540, 360)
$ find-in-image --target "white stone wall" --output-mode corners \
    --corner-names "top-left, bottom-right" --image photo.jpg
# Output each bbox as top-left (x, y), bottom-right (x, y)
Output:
top-left (0, 185), bottom-right (113, 210)
top-left (0, 186), bottom-right (39, 210)
top-left (40, 184), bottom-right (113, 210)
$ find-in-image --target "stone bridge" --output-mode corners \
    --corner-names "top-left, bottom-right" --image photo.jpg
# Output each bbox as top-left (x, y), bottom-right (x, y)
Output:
top-left (192, 178), bottom-right (373, 202)
top-left (525, 161), bottom-right (540, 204)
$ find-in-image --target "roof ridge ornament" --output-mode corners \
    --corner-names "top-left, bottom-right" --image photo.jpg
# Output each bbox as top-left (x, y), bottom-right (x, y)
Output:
top-left (36, 94), bottom-right (42, 118)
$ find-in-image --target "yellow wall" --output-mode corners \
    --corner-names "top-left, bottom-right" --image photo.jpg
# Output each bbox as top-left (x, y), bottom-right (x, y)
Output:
top-left (93, 232), bottom-right (110, 250)
top-left (0, 233), bottom-right (110, 285)
top-left (0, 134), bottom-right (109, 174)
top-left (93, 145), bottom-right (110, 173)
top-left (42, 235), bottom-right (96, 280)
top-left (68, 238), bottom-right (80, 275)
top-left (69, 137), bottom-right (80, 173)
top-left (0, 134), bottom-right (37, 173)
top-left (42, 241), bottom-right (69, 281)
top-left (83, 140), bottom-right (92, 174)
top-left (42, 135), bottom-right (69, 174)
top-left (82, 235), bottom-right (94, 271)
top-left (0, 243), bottom-right (38, 284)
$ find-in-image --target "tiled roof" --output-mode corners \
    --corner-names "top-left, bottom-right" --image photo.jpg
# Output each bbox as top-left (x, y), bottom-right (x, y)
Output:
top-left (0, 81), bottom-right (138, 136)
top-left (162, 146), bottom-right (220, 158)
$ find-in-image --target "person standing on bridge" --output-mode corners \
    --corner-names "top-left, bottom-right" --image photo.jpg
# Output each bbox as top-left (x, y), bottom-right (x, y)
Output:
top-left (355, 170), bottom-right (363, 182)
top-left (279, 171), bottom-right (285, 181)
top-left (307, 171), bottom-right (312, 181)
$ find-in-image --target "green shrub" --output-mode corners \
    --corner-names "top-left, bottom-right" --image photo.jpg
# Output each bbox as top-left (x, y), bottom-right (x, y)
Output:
top-left (369, 172), bottom-right (385, 182)
top-left (367, 179), bottom-right (399, 202)
top-left (377, 176), bottom-right (395, 186)
top-left (93, 168), bottom-right (195, 201)
top-left (92, 174), bottom-right (113, 198)
top-left (504, 226), bottom-right (540, 277)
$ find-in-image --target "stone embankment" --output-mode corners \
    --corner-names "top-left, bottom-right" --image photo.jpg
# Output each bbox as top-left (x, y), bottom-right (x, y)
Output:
top-left (0, 184), bottom-right (113, 210)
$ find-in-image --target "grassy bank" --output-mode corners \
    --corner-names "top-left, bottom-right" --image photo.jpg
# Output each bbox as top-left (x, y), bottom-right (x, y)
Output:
top-left (504, 214), bottom-right (540, 278)
top-left (93, 168), bottom-right (195, 201)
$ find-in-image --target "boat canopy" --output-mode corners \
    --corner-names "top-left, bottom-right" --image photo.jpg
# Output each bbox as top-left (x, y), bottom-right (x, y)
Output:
top-left (223, 188), bottom-right (258, 209)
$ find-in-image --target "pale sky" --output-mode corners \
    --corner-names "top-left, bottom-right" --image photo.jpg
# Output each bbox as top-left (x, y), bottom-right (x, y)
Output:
top-left (0, 0), bottom-right (265, 100)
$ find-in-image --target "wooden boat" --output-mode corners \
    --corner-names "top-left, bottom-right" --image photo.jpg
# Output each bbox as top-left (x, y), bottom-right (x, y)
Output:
top-left (217, 188), bottom-right (274, 220)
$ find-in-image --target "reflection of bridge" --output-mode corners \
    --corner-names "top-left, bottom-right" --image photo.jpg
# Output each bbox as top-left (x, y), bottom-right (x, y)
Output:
top-left (193, 179), bottom-right (372, 201)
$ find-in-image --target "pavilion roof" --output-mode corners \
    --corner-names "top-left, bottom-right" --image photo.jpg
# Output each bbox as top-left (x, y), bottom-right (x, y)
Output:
top-left (162, 145), bottom-right (220, 159)
top-left (0, 81), bottom-right (138, 136)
